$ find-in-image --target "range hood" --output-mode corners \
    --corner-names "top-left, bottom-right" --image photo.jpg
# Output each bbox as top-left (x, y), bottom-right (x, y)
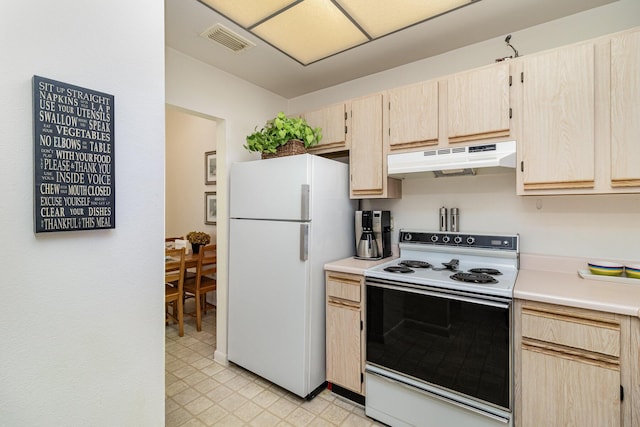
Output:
top-left (388, 141), bottom-right (517, 177)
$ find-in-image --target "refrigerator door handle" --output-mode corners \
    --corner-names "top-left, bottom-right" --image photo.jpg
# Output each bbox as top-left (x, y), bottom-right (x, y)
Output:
top-left (301, 184), bottom-right (310, 221)
top-left (300, 223), bottom-right (309, 261)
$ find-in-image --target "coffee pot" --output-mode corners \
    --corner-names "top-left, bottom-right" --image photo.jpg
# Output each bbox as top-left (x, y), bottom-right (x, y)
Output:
top-left (354, 210), bottom-right (392, 260)
top-left (357, 221), bottom-right (379, 259)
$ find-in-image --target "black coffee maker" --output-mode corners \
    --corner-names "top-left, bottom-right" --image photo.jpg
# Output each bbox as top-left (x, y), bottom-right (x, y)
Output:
top-left (354, 210), bottom-right (392, 260)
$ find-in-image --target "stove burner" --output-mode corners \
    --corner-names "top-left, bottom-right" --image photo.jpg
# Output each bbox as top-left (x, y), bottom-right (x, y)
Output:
top-left (468, 268), bottom-right (502, 276)
top-left (450, 272), bottom-right (498, 284)
top-left (384, 266), bottom-right (415, 274)
top-left (399, 260), bottom-right (432, 268)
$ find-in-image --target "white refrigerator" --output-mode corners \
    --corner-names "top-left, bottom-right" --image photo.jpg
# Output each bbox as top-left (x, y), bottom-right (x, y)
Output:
top-left (228, 154), bottom-right (355, 398)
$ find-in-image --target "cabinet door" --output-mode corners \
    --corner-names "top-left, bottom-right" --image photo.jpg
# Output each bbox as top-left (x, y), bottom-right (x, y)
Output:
top-left (350, 94), bottom-right (384, 197)
top-left (447, 62), bottom-right (510, 143)
top-left (388, 81), bottom-right (438, 150)
top-left (303, 103), bottom-right (347, 153)
top-left (326, 301), bottom-right (361, 393)
top-left (521, 348), bottom-right (620, 427)
top-left (521, 43), bottom-right (595, 190)
top-left (611, 31), bottom-right (640, 187)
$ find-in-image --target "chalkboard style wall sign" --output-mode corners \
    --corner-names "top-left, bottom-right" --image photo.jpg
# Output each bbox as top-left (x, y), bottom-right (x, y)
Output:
top-left (33, 75), bottom-right (115, 233)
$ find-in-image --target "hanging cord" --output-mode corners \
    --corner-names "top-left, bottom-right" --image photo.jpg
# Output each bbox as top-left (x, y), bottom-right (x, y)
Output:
top-left (496, 34), bottom-right (520, 62)
top-left (505, 34), bottom-right (519, 58)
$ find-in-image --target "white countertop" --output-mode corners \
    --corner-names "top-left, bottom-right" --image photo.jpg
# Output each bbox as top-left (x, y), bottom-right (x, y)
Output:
top-left (325, 251), bottom-right (640, 318)
top-left (324, 246), bottom-right (399, 275)
top-left (516, 253), bottom-right (640, 318)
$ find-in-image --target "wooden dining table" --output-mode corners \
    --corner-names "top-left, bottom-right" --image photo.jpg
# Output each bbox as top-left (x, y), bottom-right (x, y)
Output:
top-left (172, 252), bottom-right (217, 270)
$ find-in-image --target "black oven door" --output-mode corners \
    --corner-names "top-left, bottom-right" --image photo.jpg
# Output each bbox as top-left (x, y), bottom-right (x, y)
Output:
top-left (366, 279), bottom-right (512, 411)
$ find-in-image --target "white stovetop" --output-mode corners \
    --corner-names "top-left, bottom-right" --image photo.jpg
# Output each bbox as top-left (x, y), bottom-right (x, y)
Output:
top-left (365, 250), bottom-right (518, 298)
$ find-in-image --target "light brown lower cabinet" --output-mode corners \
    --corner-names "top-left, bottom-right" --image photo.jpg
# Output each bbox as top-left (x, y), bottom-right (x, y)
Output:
top-left (325, 271), bottom-right (364, 395)
top-left (521, 346), bottom-right (620, 425)
top-left (515, 300), bottom-right (637, 427)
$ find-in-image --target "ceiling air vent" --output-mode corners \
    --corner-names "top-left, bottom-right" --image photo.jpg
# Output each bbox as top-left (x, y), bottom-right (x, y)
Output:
top-left (200, 24), bottom-right (255, 53)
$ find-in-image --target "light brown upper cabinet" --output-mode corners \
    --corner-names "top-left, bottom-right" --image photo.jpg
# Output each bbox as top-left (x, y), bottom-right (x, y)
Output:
top-left (446, 62), bottom-right (510, 144)
top-left (611, 31), bottom-right (640, 188)
top-left (303, 103), bottom-right (348, 155)
top-left (516, 27), bottom-right (640, 195)
top-left (386, 80), bottom-right (439, 151)
top-left (296, 27), bottom-right (640, 196)
top-left (349, 94), bottom-right (402, 199)
top-left (519, 43), bottom-right (596, 191)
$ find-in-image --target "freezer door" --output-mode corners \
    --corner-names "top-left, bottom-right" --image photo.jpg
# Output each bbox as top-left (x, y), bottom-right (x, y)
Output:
top-left (230, 155), bottom-right (312, 221)
top-left (228, 218), bottom-right (315, 397)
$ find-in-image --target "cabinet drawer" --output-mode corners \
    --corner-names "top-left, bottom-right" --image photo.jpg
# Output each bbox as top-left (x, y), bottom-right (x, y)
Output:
top-left (326, 274), bottom-right (361, 303)
top-left (522, 306), bottom-right (620, 357)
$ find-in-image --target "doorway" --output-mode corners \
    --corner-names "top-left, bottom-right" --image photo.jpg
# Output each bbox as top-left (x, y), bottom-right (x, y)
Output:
top-left (165, 105), bottom-right (221, 341)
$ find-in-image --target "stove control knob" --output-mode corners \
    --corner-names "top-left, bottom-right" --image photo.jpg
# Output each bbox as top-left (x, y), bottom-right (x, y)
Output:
top-left (403, 233), bottom-right (413, 241)
top-left (466, 236), bottom-right (476, 245)
top-left (430, 235), bottom-right (439, 243)
top-left (442, 235), bottom-right (451, 243)
top-left (453, 236), bottom-right (463, 244)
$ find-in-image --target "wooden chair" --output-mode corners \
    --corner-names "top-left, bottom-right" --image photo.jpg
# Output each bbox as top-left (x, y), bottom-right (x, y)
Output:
top-left (166, 236), bottom-right (194, 278)
top-left (183, 244), bottom-right (216, 332)
top-left (165, 247), bottom-right (185, 337)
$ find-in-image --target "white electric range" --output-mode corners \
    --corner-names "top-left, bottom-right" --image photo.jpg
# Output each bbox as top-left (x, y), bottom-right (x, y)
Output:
top-left (364, 229), bottom-right (519, 427)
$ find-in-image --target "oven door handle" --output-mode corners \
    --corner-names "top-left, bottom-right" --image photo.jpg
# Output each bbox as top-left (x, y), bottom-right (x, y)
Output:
top-left (366, 279), bottom-right (510, 310)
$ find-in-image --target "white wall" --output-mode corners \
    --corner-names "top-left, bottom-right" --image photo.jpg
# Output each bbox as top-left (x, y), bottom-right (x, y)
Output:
top-left (288, 0), bottom-right (640, 261)
top-left (0, 1), bottom-right (165, 426)
top-left (367, 172), bottom-right (639, 260)
top-left (165, 106), bottom-right (217, 241)
top-left (165, 48), bottom-right (287, 364)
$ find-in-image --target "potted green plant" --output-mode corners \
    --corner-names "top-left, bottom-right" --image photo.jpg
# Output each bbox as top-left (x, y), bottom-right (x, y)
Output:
top-left (186, 231), bottom-right (210, 254)
top-left (244, 112), bottom-right (322, 158)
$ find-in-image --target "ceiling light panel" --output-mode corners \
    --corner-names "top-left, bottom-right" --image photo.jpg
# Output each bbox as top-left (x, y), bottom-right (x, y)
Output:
top-left (252, 0), bottom-right (368, 65)
top-left (200, 0), bottom-right (297, 27)
top-left (336, 0), bottom-right (474, 38)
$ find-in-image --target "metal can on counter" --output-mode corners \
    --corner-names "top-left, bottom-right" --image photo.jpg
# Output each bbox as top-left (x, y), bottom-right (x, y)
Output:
top-left (450, 208), bottom-right (459, 232)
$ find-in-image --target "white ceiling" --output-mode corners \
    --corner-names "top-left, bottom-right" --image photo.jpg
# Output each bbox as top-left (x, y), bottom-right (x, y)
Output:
top-left (165, 0), bottom-right (616, 98)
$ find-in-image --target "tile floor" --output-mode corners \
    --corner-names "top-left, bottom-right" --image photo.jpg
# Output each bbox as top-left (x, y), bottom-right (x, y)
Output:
top-left (165, 303), bottom-right (384, 426)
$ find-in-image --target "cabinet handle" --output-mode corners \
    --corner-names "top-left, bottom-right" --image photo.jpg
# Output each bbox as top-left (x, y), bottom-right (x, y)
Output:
top-left (327, 298), bottom-right (359, 309)
top-left (522, 338), bottom-right (619, 370)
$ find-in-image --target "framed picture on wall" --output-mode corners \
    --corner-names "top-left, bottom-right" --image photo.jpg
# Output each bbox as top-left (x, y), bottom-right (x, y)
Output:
top-left (205, 151), bottom-right (217, 185)
top-left (205, 192), bottom-right (217, 225)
